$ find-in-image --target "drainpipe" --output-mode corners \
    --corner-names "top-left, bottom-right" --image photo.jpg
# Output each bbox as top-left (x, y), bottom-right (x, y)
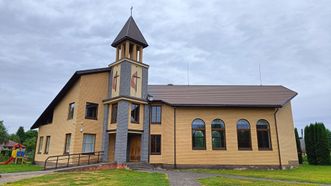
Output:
top-left (174, 107), bottom-right (177, 169)
top-left (274, 108), bottom-right (282, 169)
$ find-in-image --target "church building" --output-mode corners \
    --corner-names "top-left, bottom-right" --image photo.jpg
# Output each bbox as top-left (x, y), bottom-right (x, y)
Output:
top-left (31, 16), bottom-right (298, 169)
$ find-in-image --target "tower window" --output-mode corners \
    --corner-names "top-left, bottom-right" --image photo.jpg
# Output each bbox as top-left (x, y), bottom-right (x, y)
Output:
top-left (129, 43), bottom-right (134, 59)
top-left (131, 103), bottom-right (140, 123)
top-left (85, 102), bottom-right (98, 120)
top-left (136, 46), bottom-right (141, 62)
top-left (118, 45), bottom-right (122, 60)
top-left (111, 103), bottom-right (118, 123)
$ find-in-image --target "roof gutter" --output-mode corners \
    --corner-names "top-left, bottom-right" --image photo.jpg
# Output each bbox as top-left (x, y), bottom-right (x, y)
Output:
top-left (274, 108), bottom-right (282, 169)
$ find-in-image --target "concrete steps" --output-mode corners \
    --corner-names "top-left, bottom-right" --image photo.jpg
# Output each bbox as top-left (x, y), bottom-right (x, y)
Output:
top-left (126, 162), bottom-right (155, 170)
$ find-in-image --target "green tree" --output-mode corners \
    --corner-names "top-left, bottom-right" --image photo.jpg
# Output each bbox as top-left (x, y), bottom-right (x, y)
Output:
top-left (327, 129), bottom-right (331, 151)
top-left (0, 120), bottom-right (9, 144)
top-left (295, 128), bottom-right (303, 164)
top-left (23, 130), bottom-right (38, 153)
top-left (304, 123), bottom-right (330, 165)
top-left (9, 134), bottom-right (20, 143)
top-left (16, 126), bottom-right (25, 143)
top-left (315, 123), bottom-right (330, 165)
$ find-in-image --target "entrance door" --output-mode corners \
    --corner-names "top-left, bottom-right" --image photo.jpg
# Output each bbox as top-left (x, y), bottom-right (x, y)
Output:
top-left (129, 134), bottom-right (141, 161)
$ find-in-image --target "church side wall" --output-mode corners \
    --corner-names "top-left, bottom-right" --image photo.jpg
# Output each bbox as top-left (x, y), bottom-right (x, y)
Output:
top-left (276, 102), bottom-right (299, 168)
top-left (153, 106), bottom-right (283, 167)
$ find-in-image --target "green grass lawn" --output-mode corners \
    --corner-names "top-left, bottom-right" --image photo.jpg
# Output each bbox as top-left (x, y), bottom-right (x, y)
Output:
top-left (0, 164), bottom-right (42, 173)
top-left (198, 176), bottom-right (317, 186)
top-left (6, 169), bottom-right (169, 186)
top-left (191, 164), bottom-right (331, 184)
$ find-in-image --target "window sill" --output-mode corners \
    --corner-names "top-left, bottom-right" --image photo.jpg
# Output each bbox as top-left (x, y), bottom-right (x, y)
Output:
top-left (151, 123), bottom-right (161, 125)
top-left (85, 117), bottom-right (97, 120)
top-left (151, 153), bottom-right (161, 155)
top-left (82, 152), bottom-right (95, 155)
top-left (258, 148), bottom-right (273, 151)
top-left (238, 148), bottom-right (252, 151)
top-left (192, 148), bottom-right (206, 150)
top-left (212, 148), bottom-right (227, 150)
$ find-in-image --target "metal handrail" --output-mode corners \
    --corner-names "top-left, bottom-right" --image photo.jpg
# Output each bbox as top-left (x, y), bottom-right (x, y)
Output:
top-left (44, 151), bottom-right (104, 170)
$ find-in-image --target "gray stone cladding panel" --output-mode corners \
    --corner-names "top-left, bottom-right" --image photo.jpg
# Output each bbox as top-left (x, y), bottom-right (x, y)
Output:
top-left (102, 104), bottom-right (110, 162)
top-left (142, 67), bottom-right (148, 100)
top-left (119, 61), bottom-right (131, 97)
top-left (108, 70), bottom-right (113, 98)
top-left (141, 105), bottom-right (150, 162)
top-left (114, 100), bottom-right (129, 163)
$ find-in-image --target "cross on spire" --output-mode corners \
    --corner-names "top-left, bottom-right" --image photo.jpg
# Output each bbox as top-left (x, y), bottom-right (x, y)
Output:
top-left (130, 6), bottom-right (133, 16)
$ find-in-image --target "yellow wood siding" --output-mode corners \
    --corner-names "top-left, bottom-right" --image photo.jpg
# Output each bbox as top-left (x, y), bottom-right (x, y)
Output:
top-left (150, 104), bottom-right (175, 165)
top-left (35, 72), bottom-right (108, 163)
top-left (276, 102), bottom-right (298, 166)
top-left (35, 79), bottom-right (80, 162)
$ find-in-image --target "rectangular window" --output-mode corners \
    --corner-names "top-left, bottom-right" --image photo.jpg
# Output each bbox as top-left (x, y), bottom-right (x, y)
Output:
top-left (111, 103), bottom-right (118, 123)
top-left (150, 135), bottom-right (161, 155)
top-left (131, 103), bottom-right (140, 123)
top-left (85, 102), bottom-right (98, 120)
top-left (37, 136), bottom-right (44, 154)
top-left (82, 134), bottom-right (96, 153)
top-left (67, 102), bottom-right (75, 120)
top-left (151, 105), bottom-right (161, 124)
top-left (64, 133), bottom-right (71, 154)
top-left (44, 136), bottom-right (51, 154)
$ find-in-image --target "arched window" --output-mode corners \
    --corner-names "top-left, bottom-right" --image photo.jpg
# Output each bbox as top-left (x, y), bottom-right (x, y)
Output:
top-left (237, 119), bottom-right (252, 150)
top-left (211, 119), bottom-right (226, 150)
top-left (192, 119), bottom-right (206, 150)
top-left (257, 119), bottom-right (272, 150)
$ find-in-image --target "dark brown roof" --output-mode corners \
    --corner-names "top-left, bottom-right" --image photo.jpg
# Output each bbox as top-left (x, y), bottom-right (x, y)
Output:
top-left (148, 85), bottom-right (297, 107)
top-left (31, 67), bottom-right (111, 129)
top-left (111, 16), bottom-right (148, 48)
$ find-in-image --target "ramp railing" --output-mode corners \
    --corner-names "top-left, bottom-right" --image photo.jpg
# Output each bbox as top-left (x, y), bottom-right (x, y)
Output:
top-left (44, 151), bottom-right (104, 170)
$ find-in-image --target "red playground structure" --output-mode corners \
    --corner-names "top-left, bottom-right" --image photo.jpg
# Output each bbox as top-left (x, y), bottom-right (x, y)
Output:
top-left (0, 143), bottom-right (25, 165)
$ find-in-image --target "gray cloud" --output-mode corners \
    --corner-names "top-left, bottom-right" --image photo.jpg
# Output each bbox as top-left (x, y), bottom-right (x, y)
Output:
top-left (0, 0), bottom-right (330, 133)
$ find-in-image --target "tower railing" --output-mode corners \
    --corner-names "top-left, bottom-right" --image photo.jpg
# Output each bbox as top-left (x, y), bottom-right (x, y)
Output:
top-left (43, 151), bottom-right (104, 170)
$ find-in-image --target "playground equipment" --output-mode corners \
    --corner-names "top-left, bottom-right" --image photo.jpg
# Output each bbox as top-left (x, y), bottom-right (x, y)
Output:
top-left (0, 143), bottom-right (25, 165)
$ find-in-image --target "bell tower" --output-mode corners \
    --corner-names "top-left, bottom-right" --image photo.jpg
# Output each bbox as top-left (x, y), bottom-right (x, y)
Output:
top-left (102, 16), bottom-right (149, 164)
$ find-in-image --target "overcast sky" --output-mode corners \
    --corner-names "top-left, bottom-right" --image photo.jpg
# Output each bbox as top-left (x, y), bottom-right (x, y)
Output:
top-left (0, 0), bottom-right (330, 133)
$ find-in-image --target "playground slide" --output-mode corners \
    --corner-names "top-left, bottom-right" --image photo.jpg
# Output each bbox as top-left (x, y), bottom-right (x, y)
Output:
top-left (0, 157), bottom-right (14, 165)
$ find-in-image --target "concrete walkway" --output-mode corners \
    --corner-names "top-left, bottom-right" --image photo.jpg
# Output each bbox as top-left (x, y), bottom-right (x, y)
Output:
top-left (139, 169), bottom-right (331, 186)
top-left (1, 167), bottom-right (330, 186)
top-left (0, 170), bottom-right (54, 184)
